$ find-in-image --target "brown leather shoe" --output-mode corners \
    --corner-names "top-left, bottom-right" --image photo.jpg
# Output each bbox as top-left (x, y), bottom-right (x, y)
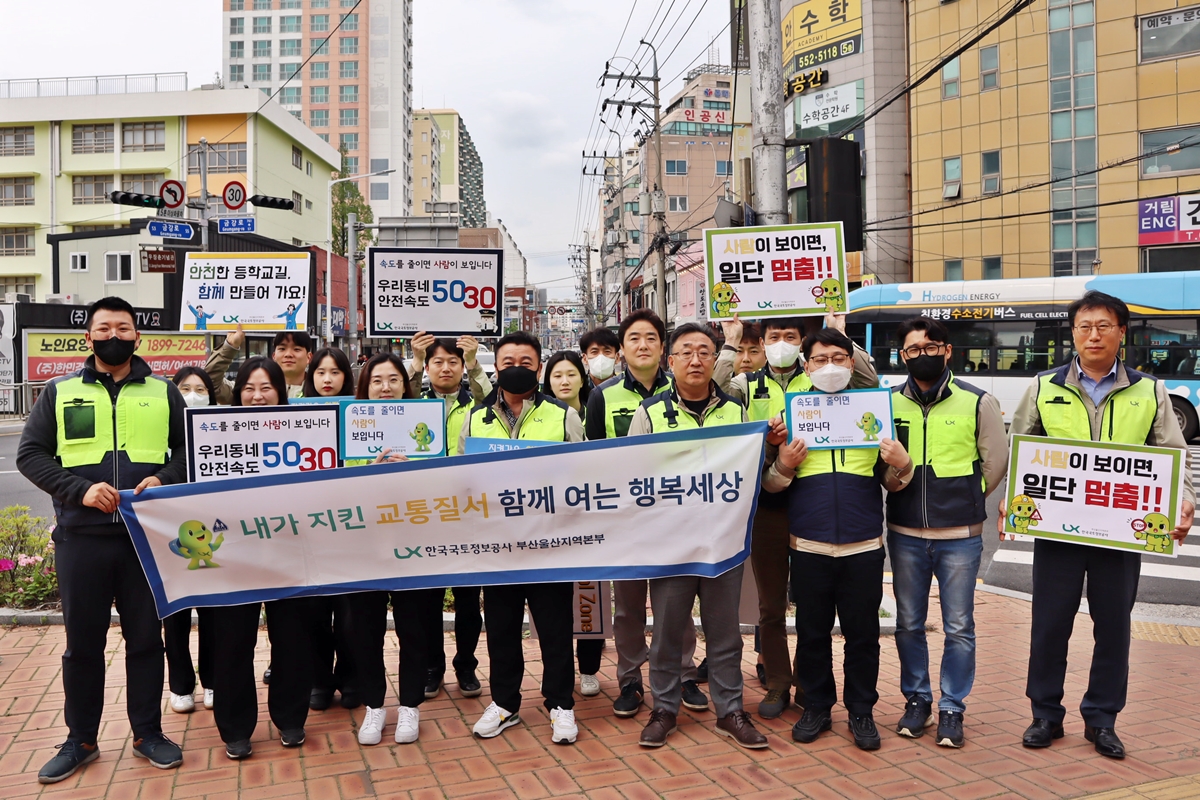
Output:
top-left (638, 708), bottom-right (678, 747)
top-left (716, 710), bottom-right (769, 749)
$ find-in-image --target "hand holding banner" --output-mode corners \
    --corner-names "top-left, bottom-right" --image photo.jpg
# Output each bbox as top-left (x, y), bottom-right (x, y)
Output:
top-left (785, 388), bottom-right (894, 449)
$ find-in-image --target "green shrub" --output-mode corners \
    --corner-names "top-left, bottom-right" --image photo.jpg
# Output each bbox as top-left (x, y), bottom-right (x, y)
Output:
top-left (0, 506), bottom-right (58, 609)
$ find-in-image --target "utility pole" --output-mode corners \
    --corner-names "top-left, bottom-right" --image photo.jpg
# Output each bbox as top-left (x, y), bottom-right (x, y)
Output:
top-left (346, 211), bottom-right (358, 364)
top-left (197, 137), bottom-right (211, 251)
top-left (584, 241), bottom-right (595, 327)
top-left (747, 0), bottom-right (788, 224)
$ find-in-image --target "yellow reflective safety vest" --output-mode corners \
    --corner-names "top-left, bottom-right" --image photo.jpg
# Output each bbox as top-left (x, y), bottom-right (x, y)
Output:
top-left (1034, 363), bottom-right (1157, 445)
top-left (424, 385), bottom-right (474, 456)
top-left (744, 368), bottom-right (812, 422)
top-left (638, 386), bottom-right (745, 432)
top-left (590, 368), bottom-right (673, 439)
top-left (467, 391), bottom-right (573, 442)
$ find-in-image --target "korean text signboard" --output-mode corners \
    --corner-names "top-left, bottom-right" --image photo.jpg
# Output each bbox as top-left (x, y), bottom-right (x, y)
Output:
top-left (120, 423), bottom-right (768, 617)
top-left (23, 330), bottom-right (207, 381)
top-left (185, 405), bottom-right (340, 483)
top-left (1004, 435), bottom-right (1184, 556)
top-left (368, 247), bottom-right (503, 337)
top-left (785, 388), bottom-right (894, 449)
top-left (1137, 195), bottom-right (1200, 245)
top-left (704, 222), bottom-right (847, 321)
top-left (0, 304), bottom-right (14, 385)
top-left (181, 252), bottom-right (310, 332)
top-left (340, 400), bottom-right (447, 460)
top-left (783, 0), bottom-right (863, 71)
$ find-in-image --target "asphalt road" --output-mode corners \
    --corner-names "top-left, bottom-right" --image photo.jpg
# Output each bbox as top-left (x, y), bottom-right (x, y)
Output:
top-left (0, 422), bottom-right (54, 522)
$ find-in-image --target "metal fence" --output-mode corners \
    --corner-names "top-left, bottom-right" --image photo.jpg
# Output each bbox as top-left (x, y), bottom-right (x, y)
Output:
top-left (0, 72), bottom-right (188, 100)
top-left (0, 384), bottom-right (38, 420)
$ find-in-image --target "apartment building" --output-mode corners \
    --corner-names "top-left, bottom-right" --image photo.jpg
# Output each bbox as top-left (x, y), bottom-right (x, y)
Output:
top-left (412, 109), bottom-right (487, 228)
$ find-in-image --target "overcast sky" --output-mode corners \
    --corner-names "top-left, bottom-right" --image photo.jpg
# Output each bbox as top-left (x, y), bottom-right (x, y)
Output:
top-left (0, 0), bottom-right (733, 294)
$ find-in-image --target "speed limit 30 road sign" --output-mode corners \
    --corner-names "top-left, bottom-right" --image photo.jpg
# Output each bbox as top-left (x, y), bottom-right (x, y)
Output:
top-left (223, 181), bottom-right (247, 211)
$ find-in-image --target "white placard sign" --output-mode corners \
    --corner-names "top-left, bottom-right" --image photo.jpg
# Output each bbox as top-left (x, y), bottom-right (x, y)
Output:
top-left (340, 399), bottom-right (448, 460)
top-left (186, 405), bottom-right (340, 483)
top-left (785, 388), bottom-right (894, 449)
top-left (368, 246), bottom-right (503, 336)
top-left (180, 252), bottom-right (311, 332)
top-left (0, 303), bottom-right (14, 385)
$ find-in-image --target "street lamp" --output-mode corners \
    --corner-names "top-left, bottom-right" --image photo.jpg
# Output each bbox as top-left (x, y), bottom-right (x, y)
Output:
top-left (324, 168), bottom-right (395, 346)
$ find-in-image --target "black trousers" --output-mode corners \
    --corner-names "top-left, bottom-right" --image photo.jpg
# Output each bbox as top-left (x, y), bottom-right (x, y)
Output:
top-left (307, 595), bottom-right (356, 694)
top-left (1027, 539), bottom-right (1141, 727)
top-left (55, 527), bottom-right (165, 744)
top-left (163, 608), bottom-right (215, 695)
top-left (344, 589), bottom-right (433, 708)
top-left (208, 598), bottom-right (313, 743)
top-left (420, 586), bottom-right (483, 675)
top-left (483, 582), bottom-right (575, 713)
top-left (791, 547), bottom-right (884, 716)
top-left (577, 639), bottom-right (603, 675)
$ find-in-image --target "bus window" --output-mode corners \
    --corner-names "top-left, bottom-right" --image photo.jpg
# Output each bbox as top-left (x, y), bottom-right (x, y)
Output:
top-left (1127, 318), bottom-right (1200, 376)
top-left (995, 321), bottom-right (1072, 373)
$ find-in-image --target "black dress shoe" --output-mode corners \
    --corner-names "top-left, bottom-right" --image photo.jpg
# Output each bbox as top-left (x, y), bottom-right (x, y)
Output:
top-left (1022, 718), bottom-right (1065, 748)
top-left (339, 689), bottom-right (362, 710)
top-left (1084, 725), bottom-right (1126, 759)
top-left (309, 687), bottom-right (332, 711)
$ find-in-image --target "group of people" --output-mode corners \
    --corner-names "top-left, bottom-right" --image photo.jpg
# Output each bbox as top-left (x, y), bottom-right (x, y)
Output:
top-left (15, 289), bottom-right (1192, 786)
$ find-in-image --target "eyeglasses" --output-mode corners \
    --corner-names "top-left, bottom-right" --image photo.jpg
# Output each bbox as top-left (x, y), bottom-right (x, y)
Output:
top-left (901, 343), bottom-right (945, 358)
top-left (369, 376), bottom-right (405, 387)
top-left (1073, 324), bottom-right (1119, 336)
top-left (671, 349), bottom-right (715, 362)
top-left (807, 354), bottom-right (852, 367)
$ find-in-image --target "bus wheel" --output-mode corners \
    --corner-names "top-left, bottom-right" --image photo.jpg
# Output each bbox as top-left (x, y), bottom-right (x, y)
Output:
top-left (1169, 396), bottom-right (1199, 442)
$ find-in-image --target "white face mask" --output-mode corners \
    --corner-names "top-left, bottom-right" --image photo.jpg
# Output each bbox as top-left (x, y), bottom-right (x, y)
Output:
top-left (181, 391), bottom-right (210, 408)
top-left (808, 364), bottom-right (852, 393)
top-left (587, 354), bottom-right (616, 381)
top-left (765, 341), bottom-right (801, 370)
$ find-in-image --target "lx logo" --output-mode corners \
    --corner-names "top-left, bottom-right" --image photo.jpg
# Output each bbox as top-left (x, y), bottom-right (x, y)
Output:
top-left (757, 301), bottom-right (774, 309)
top-left (814, 436), bottom-right (830, 443)
top-left (394, 547), bottom-right (423, 559)
top-left (222, 315), bottom-right (240, 323)
top-left (378, 322), bottom-right (394, 330)
top-left (1062, 524), bottom-right (1081, 533)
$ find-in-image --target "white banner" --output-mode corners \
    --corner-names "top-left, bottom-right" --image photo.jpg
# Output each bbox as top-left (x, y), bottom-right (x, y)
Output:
top-left (120, 423), bottom-right (768, 617)
top-left (186, 405), bottom-right (340, 483)
top-left (340, 400), bottom-right (447, 459)
top-left (368, 247), bottom-right (503, 337)
top-left (180, 252), bottom-right (311, 332)
top-left (785, 388), bottom-right (894, 449)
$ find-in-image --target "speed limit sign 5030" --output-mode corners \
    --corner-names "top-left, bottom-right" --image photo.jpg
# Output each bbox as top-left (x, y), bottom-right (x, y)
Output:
top-left (223, 181), bottom-right (247, 211)
top-left (367, 247), bottom-right (504, 337)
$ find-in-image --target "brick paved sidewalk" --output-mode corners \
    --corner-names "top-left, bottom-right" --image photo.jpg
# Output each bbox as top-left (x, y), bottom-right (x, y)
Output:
top-left (1, 590), bottom-right (1198, 799)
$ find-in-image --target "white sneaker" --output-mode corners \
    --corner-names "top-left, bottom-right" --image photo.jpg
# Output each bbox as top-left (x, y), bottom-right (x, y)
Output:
top-left (550, 707), bottom-right (578, 745)
top-left (169, 693), bottom-right (195, 714)
top-left (472, 702), bottom-right (520, 739)
top-left (203, 688), bottom-right (214, 710)
top-left (394, 706), bottom-right (420, 744)
top-left (579, 674), bottom-right (601, 697)
top-left (359, 706), bottom-right (387, 745)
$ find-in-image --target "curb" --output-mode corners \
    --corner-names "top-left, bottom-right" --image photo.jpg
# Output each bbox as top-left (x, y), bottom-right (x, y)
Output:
top-left (977, 584), bottom-right (1200, 628)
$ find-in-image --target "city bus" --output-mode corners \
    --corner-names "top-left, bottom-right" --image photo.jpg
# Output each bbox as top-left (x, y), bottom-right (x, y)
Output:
top-left (845, 271), bottom-right (1200, 439)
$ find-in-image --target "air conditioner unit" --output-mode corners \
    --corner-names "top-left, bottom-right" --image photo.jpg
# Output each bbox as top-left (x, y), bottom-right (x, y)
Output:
top-left (45, 293), bottom-right (76, 305)
top-left (4, 292), bottom-right (31, 303)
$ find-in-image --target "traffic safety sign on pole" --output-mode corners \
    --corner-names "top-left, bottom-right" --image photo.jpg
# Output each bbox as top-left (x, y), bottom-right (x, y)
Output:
top-left (223, 181), bottom-right (247, 211)
top-left (159, 180), bottom-right (185, 209)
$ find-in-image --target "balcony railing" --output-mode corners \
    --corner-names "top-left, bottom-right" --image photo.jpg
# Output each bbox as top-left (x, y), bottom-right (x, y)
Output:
top-left (0, 72), bottom-right (188, 100)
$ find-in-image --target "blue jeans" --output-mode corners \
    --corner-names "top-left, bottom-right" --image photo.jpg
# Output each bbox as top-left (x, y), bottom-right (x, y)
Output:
top-left (888, 531), bottom-right (983, 713)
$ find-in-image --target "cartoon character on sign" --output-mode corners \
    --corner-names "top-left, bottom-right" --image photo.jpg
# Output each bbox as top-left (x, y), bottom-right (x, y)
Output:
top-left (1133, 513), bottom-right (1172, 553)
top-left (410, 421), bottom-right (435, 453)
top-left (856, 411), bottom-right (883, 442)
top-left (275, 302), bottom-right (304, 330)
top-left (477, 309), bottom-right (497, 333)
top-left (169, 520), bottom-right (224, 570)
top-left (812, 278), bottom-right (845, 312)
top-left (712, 282), bottom-right (740, 316)
top-left (187, 303), bottom-right (216, 331)
top-left (1008, 494), bottom-right (1041, 534)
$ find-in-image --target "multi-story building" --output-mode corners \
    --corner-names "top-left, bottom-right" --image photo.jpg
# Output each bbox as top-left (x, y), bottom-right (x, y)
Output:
top-left (597, 147), bottom-right (645, 326)
top-left (222, 0), bottom-right (412, 217)
top-left (0, 76), bottom-right (339, 300)
top-left (411, 111), bottom-right (441, 210)
top-left (412, 109), bottom-right (487, 227)
top-left (909, 0), bottom-right (1200, 281)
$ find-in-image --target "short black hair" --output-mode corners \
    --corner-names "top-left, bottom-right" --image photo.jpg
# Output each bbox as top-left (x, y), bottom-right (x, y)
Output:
top-left (272, 330), bottom-right (314, 353)
top-left (1068, 290), bottom-right (1129, 329)
top-left (303, 347), bottom-right (354, 397)
top-left (426, 338), bottom-right (464, 362)
top-left (618, 309), bottom-right (666, 347)
top-left (740, 322), bottom-right (762, 344)
top-left (896, 316), bottom-right (950, 346)
top-left (762, 317), bottom-right (806, 337)
top-left (231, 356), bottom-right (289, 406)
top-left (542, 350), bottom-right (591, 406)
top-left (802, 328), bottom-right (854, 360)
top-left (669, 323), bottom-right (718, 352)
top-left (172, 365), bottom-right (217, 396)
top-left (86, 296), bottom-right (136, 330)
top-left (495, 331), bottom-right (542, 361)
top-left (579, 327), bottom-right (619, 353)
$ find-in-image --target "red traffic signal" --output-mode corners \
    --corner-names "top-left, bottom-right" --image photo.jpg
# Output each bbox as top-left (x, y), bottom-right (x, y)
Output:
top-left (249, 194), bottom-right (296, 211)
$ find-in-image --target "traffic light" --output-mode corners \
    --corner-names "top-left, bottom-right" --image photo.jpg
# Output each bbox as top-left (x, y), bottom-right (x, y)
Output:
top-left (110, 191), bottom-right (164, 209)
top-left (249, 194), bottom-right (296, 211)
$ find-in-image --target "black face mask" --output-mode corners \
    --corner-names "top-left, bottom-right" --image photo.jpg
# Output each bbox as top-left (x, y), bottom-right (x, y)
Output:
top-left (92, 336), bottom-right (137, 367)
top-left (905, 353), bottom-right (946, 382)
top-left (496, 366), bottom-right (539, 395)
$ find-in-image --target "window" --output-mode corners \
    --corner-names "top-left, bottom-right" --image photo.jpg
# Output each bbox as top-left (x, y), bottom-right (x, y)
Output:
top-left (72, 124), bottom-right (113, 154)
top-left (0, 127), bottom-right (35, 156)
top-left (305, 198), bottom-right (313, 210)
top-left (229, 17), bottom-right (244, 34)
top-left (251, 16), bottom-right (270, 34)
top-left (981, 150), bottom-right (1001, 193)
top-left (1050, 0), bottom-right (1098, 276)
top-left (339, 36), bottom-right (358, 55)
top-left (310, 85), bottom-right (328, 104)
top-left (0, 229), bottom-right (34, 257)
top-left (371, 182), bottom-right (389, 200)
top-left (310, 109), bottom-right (329, 127)
top-left (703, 100), bottom-right (730, 110)
top-left (339, 132), bottom-right (359, 151)
top-left (340, 13), bottom-right (358, 30)
top-left (279, 62), bottom-right (300, 80)
top-left (229, 40), bottom-right (244, 59)
top-left (0, 177), bottom-right (34, 206)
top-left (942, 57), bottom-right (960, 98)
top-left (311, 37), bottom-right (329, 55)
top-left (122, 121), bottom-right (165, 153)
top-left (420, 154), bottom-right (428, 165)
top-left (105, 252), bottom-right (133, 283)
top-left (339, 108), bottom-right (359, 127)
top-left (942, 156), bottom-right (962, 199)
top-left (229, 65), bottom-right (244, 83)
top-left (668, 196), bottom-right (688, 212)
top-left (682, 96), bottom-right (695, 109)
top-left (252, 40), bottom-right (271, 58)
top-left (280, 39), bottom-right (301, 56)
top-left (340, 0), bottom-right (354, 5)
top-left (306, 160), bottom-right (313, 176)
top-left (252, 63), bottom-right (271, 82)
top-left (121, 173), bottom-right (163, 194)
top-left (665, 160), bottom-right (687, 175)
top-left (187, 142), bottom-right (247, 173)
top-left (980, 45), bottom-right (999, 90)
top-left (311, 61), bottom-right (328, 80)
top-left (280, 0), bottom-right (299, 7)
top-left (252, 0), bottom-right (270, 9)
top-left (311, 14), bottom-right (329, 31)
top-left (421, 131), bottom-right (428, 142)
top-left (983, 256), bottom-right (1003, 280)
top-left (292, 191), bottom-right (302, 214)
top-left (421, 177), bottom-right (428, 187)
top-left (69, 253), bottom-right (88, 272)
top-left (339, 60), bottom-right (358, 78)
top-left (1141, 125), bottom-right (1200, 177)
top-left (318, 133), bottom-right (329, 142)
top-left (339, 84), bottom-right (358, 103)
top-left (1140, 5), bottom-right (1200, 61)
top-left (72, 174), bottom-right (113, 204)
top-left (944, 259), bottom-right (963, 281)
top-left (343, 155), bottom-right (358, 173)
top-left (311, 0), bottom-right (328, 5)
top-left (371, 158), bottom-right (388, 172)
top-left (229, 0), bottom-right (244, 8)
top-left (292, 145), bottom-right (303, 169)
top-left (715, 160), bottom-right (733, 175)
top-left (280, 86), bottom-right (301, 105)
